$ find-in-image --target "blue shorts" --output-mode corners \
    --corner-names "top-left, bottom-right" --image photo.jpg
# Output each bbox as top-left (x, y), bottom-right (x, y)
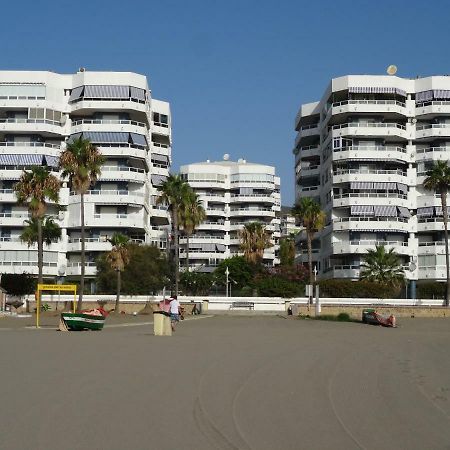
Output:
top-left (170, 313), bottom-right (180, 322)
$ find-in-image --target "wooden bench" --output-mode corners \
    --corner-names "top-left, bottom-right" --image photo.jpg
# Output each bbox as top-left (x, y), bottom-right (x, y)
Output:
top-left (230, 301), bottom-right (254, 310)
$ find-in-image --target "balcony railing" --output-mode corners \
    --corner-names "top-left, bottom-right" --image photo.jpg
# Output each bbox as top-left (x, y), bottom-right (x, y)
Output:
top-left (324, 264), bottom-right (360, 272)
top-left (0, 212), bottom-right (29, 219)
top-left (230, 208), bottom-right (273, 212)
top-left (334, 217), bottom-right (409, 223)
top-left (72, 119), bottom-right (146, 127)
top-left (300, 186), bottom-right (319, 192)
top-left (417, 101), bottom-right (450, 107)
top-left (0, 260), bottom-right (57, 267)
top-left (416, 146), bottom-right (450, 155)
top-left (334, 192), bottom-right (407, 200)
top-left (68, 237), bottom-right (144, 244)
top-left (102, 166), bottom-right (145, 174)
top-left (70, 190), bottom-right (144, 197)
top-left (0, 118), bottom-right (62, 126)
top-left (332, 122), bottom-right (406, 130)
top-left (333, 145), bottom-right (407, 153)
top-left (0, 141), bottom-right (60, 149)
top-left (0, 236), bottom-right (21, 242)
top-left (68, 262), bottom-right (97, 268)
top-left (418, 217), bottom-right (445, 223)
top-left (416, 124), bottom-right (450, 131)
top-left (0, 189), bottom-right (14, 194)
top-left (349, 240), bottom-right (408, 246)
top-left (334, 169), bottom-right (406, 176)
top-left (333, 99), bottom-right (406, 108)
top-left (299, 124), bottom-right (319, 131)
top-left (418, 241), bottom-right (445, 246)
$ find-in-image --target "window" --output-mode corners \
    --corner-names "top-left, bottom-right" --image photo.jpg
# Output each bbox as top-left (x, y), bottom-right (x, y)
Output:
top-left (29, 108), bottom-right (45, 120)
top-left (153, 112), bottom-right (169, 127)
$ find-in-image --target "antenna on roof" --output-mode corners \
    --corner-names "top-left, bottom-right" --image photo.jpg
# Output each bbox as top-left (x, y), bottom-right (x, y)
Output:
top-left (387, 65), bottom-right (397, 76)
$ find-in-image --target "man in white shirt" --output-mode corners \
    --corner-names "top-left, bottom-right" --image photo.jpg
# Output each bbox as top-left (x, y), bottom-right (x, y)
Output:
top-left (169, 295), bottom-right (181, 331)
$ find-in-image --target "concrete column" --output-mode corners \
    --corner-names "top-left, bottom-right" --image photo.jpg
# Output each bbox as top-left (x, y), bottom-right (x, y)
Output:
top-left (153, 313), bottom-right (172, 336)
top-left (409, 280), bottom-right (417, 300)
top-left (201, 300), bottom-right (209, 314)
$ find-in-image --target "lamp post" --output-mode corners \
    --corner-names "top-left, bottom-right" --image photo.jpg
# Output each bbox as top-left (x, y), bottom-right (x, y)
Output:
top-left (225, 266), bottom-right (229, 297)
top-left (409, 260), bottom-right (417, 300)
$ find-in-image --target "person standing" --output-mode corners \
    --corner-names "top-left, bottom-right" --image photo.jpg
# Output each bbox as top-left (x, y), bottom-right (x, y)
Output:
top-left (169, 295), bottom-right (181, 331)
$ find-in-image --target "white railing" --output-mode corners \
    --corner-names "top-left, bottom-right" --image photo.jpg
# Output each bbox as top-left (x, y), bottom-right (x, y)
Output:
top-left (325, 264), bottom-right (360, 272)
top-left (300, 186), bottom-right (319, 192)
top-left (0, 189), bottom-right (14, 194)
top-left (334, 217), bottom-right (409, 223)
top-left (0, 141), bottom-right (60, 149)
top-left (67, 262), bottom-right (97, 267)
top-left (418, 217), bottom-right (444, 223)
top-left (0, 260), bottom-right (57, 267)
top-left (152, 142), bottom-right (169, 149)
top-left (181, 235), bottom-right (225, 240)
top-left (333, 99), bottom-right (406, 107)
top-left (230, 194), bottom-right (274, 198)
top-left (153, 121), bottom-right (169, 128)
top-left (333, 145), bottom-right (407, 153)
top-left (416, 123), bottom-right (450, 131)
top-left (101, 166), bottom-right (145, 174)
top-left (70, 190), bottom-right (144, 197)
top-left (72, 119), bottom-right (146, 127)
top-left (0, 237), bottom-right (21, 242)
top-left (418, 241), bottom-right (445, 246)
top-left (230, 208), bottom-right (273, 212)
top-left (332, 122), bottom-right (406, 130)
top-left (0, 212), bottom-right (29, 218)
top-left (334, 192), bottom-right (407, 199)
top-left (416, 101), bottom-right (450, 107)
top-left (68, 237), bottom-right (144, 244)
top-left (416, 146), bottom-right (450, 154)
top-left (334, 169), bottom-right (406, 176)
top-left (300, 123), bottom-right (319, 131)
top-left (0, 118), bottom-right (61, 126)
top-left (349, 240), bottom-right (408, 246)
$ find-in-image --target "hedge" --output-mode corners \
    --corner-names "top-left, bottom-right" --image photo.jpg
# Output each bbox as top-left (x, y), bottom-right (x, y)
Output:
top-left (318, 279), bottom-right (402, 299)
top-left (417, 282), bottom-right (446, 299)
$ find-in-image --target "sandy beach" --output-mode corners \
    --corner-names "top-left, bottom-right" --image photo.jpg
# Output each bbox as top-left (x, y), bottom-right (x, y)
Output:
top-left (1, 314), bottom-right (449, 449)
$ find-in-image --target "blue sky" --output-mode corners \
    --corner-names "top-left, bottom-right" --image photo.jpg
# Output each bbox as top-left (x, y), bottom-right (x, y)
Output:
top-left (2, 0), bottom-right (450, 204)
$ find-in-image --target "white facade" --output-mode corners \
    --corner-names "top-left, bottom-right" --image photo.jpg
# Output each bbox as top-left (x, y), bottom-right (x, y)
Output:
top-left (179, 157), bottom-right (281, 271)
top-left (294, 74), bottom-right (450, 282)
top-left (0, 70), bottom-right (171, 281)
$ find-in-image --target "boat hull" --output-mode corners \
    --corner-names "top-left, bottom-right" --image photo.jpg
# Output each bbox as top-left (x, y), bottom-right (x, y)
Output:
top-left (60, 313), bottom-right (106, 331)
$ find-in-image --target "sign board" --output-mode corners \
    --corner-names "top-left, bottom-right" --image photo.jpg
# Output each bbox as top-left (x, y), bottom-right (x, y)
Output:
top-left (37, 284), bottom-right (77, 292)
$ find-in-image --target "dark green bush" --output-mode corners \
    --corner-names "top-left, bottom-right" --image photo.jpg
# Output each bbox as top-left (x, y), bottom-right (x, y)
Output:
top-left (318, 279), bottom-right (401, 299)
top-left (417, 282), bottom-right (446, 299)
top-left (255, 276), bottom-right (304, 298)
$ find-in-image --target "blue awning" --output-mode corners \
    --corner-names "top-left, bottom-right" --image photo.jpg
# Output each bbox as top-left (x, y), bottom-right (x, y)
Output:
top-left (130, 86), bottom-right (146, 101)
top-left (19, 154), bottom-right (43, 165)
top-left (67, 132), bottom-right (82, 143)
top-left (83, 85), bottom-right (129, 98)
top-left (374, 205), bottom-right (397, 217)
top-left (130, 133), bottom-right (147, 147)
top-left (151, 153), bottom-right (169, 164)
top-left (82, 132), bottom-right (130, 144)
top-left (44, 155), bottom-right (59, 167)
top-left (152, 174), bottom-right (167, 186)
top-left (0, 154), bottom-right (20, 165)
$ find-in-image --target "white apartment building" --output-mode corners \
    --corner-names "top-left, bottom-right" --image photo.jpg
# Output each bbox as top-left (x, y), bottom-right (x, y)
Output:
top-left (294, 74), bottom-right (450, 291)
top-left (280, 207), bottom-right (302, 237)
top-left (0, 70), bottom-right (171, 286)
top-left (179, 156), bottom-right (281, 271)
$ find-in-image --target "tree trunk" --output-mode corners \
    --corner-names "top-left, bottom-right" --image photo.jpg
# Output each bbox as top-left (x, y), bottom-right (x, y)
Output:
top-left (173, 207), bottom-right (179, 295)
top-left (307, 231), bottom-right (313, 308)
top-left (186, 233), bottom-right (190, 272)
top-left (78, 192), bottom-right (85, 312)
top-left (37, 217), bottom-right (43, 285)
top-left (442, 191), bottom-right (450, 307)
top-left (114, 270), bottom-right (121, 313)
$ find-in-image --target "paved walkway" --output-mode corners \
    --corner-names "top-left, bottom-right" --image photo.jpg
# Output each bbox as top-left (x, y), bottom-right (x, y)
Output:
top-left (1, 315), bottom-right (450, 449)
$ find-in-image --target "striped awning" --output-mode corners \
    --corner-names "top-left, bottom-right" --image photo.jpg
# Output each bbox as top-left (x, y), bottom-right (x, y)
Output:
top-left (151, 153), bottom-right (169, 164)
top-left (19, 154), bottom-right (43, 165)
top-left (200, 243), bottom-right (216, 252)
top-left (67, 132), bottom-right (82, 143)
top-left (130, 86), bottom-right (146, 101)
top-left (69, 86), bottom-right (84, 101)
top-left (374, 205), bottom-right (397, 217)
top-left (216, 244), bottom-right (226, 252)
top-left (130, 133), bottom-right (147, 147)
top-left (83, 85), bottom-right (129, 98)
top-left (417, 206), bottom-right (434, 217)
top-left (350, 181), bottom-right (374, 190)
top-left (44, 155), bottom-right (59, 167)
top-left (350, 205), bottom-right (374, 216)
top-left (71, 132), bottom-right (130, 144)
top-left (152, 174), bottom-right (167, 186)
top-left (349, 86), bottom-right (406, 96)
top-left (397, 183), bottom-right (408, 194)
top-left (416, 90), bottom-right (450, 103)
top-left (0, 154), bottom-right (20, 165)
top-left (434, 206), bottom-right (450, 216)
top-left (397, 206), bottom-right (411, 218)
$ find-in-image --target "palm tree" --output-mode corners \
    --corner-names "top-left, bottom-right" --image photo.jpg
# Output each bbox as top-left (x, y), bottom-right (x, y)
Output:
top-left (239, 222), bottom-right (272, 264)
top-left (59, 137), bottom-right (105, 311)
top-left (20, 216), bottom-right (61, 247)
top-left (157, 174), bottom-right (191, 294)
top-left (360, 245), bottom-right (405, 287)
top-left (106, 233), bottom-right (130, 314)
top-left (293, 198), bottom-right (325, 287)
top-left (15, 166), bottom-right (60, 286)
top-left (424, 161), bottom-right (450, 306)
top-left (179, 190), bottom-right (206, 271)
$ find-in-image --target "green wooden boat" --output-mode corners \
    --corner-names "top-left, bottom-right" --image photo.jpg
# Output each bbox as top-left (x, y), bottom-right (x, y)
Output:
top-left (60, 312), bottom-right (106, 331)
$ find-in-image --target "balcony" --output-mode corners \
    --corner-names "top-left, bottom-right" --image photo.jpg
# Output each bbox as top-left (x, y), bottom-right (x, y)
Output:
top-left (197, 221), bottom-right (228, 231)
top-left (230, 208), bottom-right (275, 217)
top-left (333, 145), bottom-right (411, 164)
top-left (230, 194), bottom-right (275, 203)
top-left (205, 208), bottom-right (227, 216)
top-left (333, 192), bottom-right (409, 208)
top-left (323, 265), bottom-right (361, 279)
top-left (333, 168), bottom-right (408, 185)
top-left (71, 119), bottom-right (147, 134)
top-left (333, 240), bottom-right (412, 256)
top-left (0, 260), bottom-right (58, 275)
top-left (416, 146), bottom-right (450, 162)
top-left (68, 213), bottom-right (147, 230)
top-left (98, 144), bottom-right (148, 161)
top-left (66, 262), bottom-right (97, 277)
top-left (0, 212), bottom-right (29, 226)
top-left (0, 118), bottom-right (64, 136)
top-left (418, 241), bottom-right (446, 255)
top-left (417, 217), bottom-right (449, 232)
top-left (294, 145), bottom-right (320, 165)
top-left (331, 99), bottom-right (407, 117)
top-left (297, 185), bottom-right (320, 195)
top-left (416, 101), bottom-right (450, 117)
top-left (294, 124), bottom-right (320, 147)
top-left (331, 122), bottom-right (408, 140)
top-left (296, 165), bottom-right (320, 178)
top-left (69, 190), bottom-right (146, 207)
top-left (415, 124), bottom-right (450, 140)
top-left (333, 217), bottom-right (411, 233)
top-left (99, 166), bottom-right (147, 183)
top-left (418, 265), bottom-right (447, 281)
top-left (70, 98), bottom-right (147, 115)
top-left (180, 235), bottom-right (225, 244)
top-left (0, 141), bottom-right (61, 157)
top-left (67, 238), bottom-right (112, 252)
top-left (152, 121), bottom-right (170, 137)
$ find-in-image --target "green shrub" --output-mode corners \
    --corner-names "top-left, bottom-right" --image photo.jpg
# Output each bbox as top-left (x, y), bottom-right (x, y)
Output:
top-left (255, 276), bottom-right (304, 298)
top-left (337, 312), bottom-right (351, 321)
top-left (318, 279), bottom-right (401, 299)
top-left (417, 282), bottom-right (446, 299)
